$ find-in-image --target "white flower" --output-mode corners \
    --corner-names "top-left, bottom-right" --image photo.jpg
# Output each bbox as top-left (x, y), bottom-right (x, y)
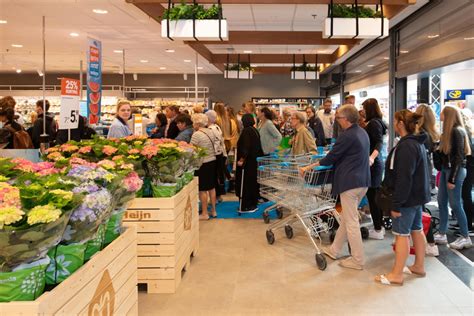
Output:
top-left (46, 254), bottom-right (72, 278)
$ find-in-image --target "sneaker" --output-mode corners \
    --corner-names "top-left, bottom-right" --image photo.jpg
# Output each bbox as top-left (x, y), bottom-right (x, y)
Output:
top-left (434, 233), bottom-right (448, 245)
top-left (338, 257), bottom-right (363, 270)
top-left (368, 228), bottom-right (385, 240)
top-left (449, 236), bottom-right (473, 250)
top-left (425, 244), bottom-right (439, 257)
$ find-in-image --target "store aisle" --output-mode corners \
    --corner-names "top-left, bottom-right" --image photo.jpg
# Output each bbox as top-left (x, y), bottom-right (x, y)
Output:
top-left (138, 219), bottom-right (473, 315)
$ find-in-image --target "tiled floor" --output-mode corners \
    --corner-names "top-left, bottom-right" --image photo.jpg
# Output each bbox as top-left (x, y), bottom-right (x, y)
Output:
top-left (138, 217), bottom-right (473, 315)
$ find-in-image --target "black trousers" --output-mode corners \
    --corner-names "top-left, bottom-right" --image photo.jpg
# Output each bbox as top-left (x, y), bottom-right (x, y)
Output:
top-left (367, 187), bottom-right (383, 231)
top-left (462, 161), bottom-right (473, 230)
top-left (215, 154), bottom-right (226, 197)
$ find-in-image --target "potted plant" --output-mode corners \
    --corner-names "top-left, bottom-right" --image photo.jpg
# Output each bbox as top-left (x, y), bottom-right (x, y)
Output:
top-left (161, 1), bottom-right (228, 41)
top-left (224, 62), bottom-right (254, 80)
top-left (291, 62), bottom-right (319, 80)
top-left (323, 4), bottom-right (388, 39)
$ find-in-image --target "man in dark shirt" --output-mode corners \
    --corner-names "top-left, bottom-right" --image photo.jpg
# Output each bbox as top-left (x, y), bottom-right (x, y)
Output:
top-left (165, 105), bottom-right (180, 139)
top-left (32, 100), bottom-right (57, 149)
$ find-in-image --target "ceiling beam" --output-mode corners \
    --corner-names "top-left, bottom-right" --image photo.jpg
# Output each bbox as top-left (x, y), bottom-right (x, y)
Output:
top-left (193, 31), bottom-right (360, 46)
top-left (127, 0), bottom-right (414, 5)
top-left (186, 42), bottom-right (226, 71)
top-left (132, 3), bottom-right (165, 23)
top-left (213, 54), bottom-right (335, 64)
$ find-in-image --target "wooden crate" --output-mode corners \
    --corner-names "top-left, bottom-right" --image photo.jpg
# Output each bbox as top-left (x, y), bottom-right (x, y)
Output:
top-left (124, 178), bottom-right (200, 294)
top-left (0, 226), bottom-right (138, 316)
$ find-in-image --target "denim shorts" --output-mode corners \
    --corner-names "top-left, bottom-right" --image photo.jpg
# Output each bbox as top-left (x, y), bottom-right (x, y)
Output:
top-left (392, 205), bottom-right (423, 236)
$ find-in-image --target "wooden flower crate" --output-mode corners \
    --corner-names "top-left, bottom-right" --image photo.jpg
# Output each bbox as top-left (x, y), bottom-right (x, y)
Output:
top-left (124, 178), bottom-right (199, 294)
top-left (0, 226), bottom-right (138, 316)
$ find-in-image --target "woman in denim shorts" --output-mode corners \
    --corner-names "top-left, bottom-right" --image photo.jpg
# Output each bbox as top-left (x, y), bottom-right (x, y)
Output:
top-left (375, 110), bottom-right (431, 286)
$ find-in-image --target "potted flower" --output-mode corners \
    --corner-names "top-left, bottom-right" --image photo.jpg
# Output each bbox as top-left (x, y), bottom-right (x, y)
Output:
top-left (323, 4), bottom-right (388, 39)
top-left (224, 62), bottom-right (254, 80)
top-left (161, 1), bottom-right (228, 41)
top-left (291, 62), bottom-right (319, 80)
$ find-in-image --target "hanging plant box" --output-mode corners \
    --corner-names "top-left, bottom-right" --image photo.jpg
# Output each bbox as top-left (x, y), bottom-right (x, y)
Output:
top-left (323, 18), bottom-right (389, 39)
top-left (161, 20), bottom-right (228, 41)
top-left (291, 71), bottom-right (317, 80)
top-left (224, 70), bottom-right (253, 80)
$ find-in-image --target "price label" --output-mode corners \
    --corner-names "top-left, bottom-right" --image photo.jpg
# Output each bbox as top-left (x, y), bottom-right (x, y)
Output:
top-left (59, 96), bottom-right (80, 130)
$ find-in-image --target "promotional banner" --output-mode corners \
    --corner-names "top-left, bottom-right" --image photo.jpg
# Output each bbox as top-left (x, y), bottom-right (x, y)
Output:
top-left (87, 38), bottom-right (102, 125)
top-left (133, 114), bottom-right (143, 136)
top-left (59, 78), bottom-right (80, 130)
top-left (445, 89), bottom-right (474, 101)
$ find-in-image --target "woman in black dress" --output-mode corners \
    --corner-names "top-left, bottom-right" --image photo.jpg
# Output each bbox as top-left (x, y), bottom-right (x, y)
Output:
top-left (362, 98), bottom-right (388, 240)
top-left (236, 114), bottom-right (263, 212)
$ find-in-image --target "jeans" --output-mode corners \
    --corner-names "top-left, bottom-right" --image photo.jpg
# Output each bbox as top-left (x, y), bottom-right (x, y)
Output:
top-left (438, 167), bottom-right (468, 237)
top-left (392, 205), bottom-right (423, 236)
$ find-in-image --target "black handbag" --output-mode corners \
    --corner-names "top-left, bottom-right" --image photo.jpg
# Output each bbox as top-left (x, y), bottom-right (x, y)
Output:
top-left (375, 145), bottom-right (397, 216)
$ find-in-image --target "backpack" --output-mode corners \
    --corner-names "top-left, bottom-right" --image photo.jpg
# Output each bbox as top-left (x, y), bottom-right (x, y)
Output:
top-left (5, 125), bottom-right (34, 149)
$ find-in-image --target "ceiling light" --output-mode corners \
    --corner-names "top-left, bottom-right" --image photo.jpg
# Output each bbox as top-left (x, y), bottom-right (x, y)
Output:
top-left (464, 37), bottom-right (474, 40)
top-left (165, 49), bottom-right (175, 53)
top-left (93, 9), bottom-right (108, 14)
top-left (113, 50), bottom-right (123, 53)
top-left (16, 69), bottom-right (22, 73)
top-left (69, 32), bottom-right (79, 37)
top-left (159, 67), bottom-right (167, 70)
top-left (400, 50), bottom-right (409, 54)
top-left (184, 59), bottom-right (192, 63)
top-left (243, 50), bottom-right (252, 54)
top-left (427, 34), bottom-right (439, 39)
top-left (383, 57), bottom-right (390, 60)
top-left (0, 20), bottom-right (7, 24)
top-left (355, 70), bottom-right (362, 73)
top-left (11, 44), bottom-right (23, 48)
top-left (140, 60), bottom-right (148, 63)
top-left (197, 67), bottom-right (203, 70)
top-left (367, 64), bottom-right (375, 67)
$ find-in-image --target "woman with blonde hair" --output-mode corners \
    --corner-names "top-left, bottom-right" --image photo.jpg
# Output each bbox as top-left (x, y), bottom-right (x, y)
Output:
top-left (434, 106), bottom-right (472, 250)
top-left (107, 100), bottom-right (132, 139)
top-left (214, 102), bottom-right (232, 152)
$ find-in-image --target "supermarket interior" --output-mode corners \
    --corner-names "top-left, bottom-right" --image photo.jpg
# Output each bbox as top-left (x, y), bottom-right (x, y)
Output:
top-left (0, 0), bottom-right (473, 315)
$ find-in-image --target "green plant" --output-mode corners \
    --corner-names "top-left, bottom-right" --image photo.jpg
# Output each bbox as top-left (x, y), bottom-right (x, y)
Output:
top-left (227, 62), bottom-right (253, 72)
top-left (331, 4), bottom-right (384, 18)
top-left (162, 1), bottom-right (222, 21)
top-left (291, 62), bottom-right (319, 72)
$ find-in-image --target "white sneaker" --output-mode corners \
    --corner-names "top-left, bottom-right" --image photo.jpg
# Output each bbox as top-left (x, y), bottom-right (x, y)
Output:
top-left (449, 236), bottom-right (473, 250)
top-left (368, 228), bottom-right (385, 240)
top-left (434, 233), bottom-right (448, 245)
top-left (425, 244), bottom-right (439, 257)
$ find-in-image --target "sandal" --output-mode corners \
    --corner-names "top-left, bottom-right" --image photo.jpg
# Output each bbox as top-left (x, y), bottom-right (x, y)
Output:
top-left (210, 211), bottom-right (217, 218)
top-left (199, 214), bottom-right (210, 221)
top-left (374, 274), bottom-right (403, 286)
top-left (403, 266), bottom-right (426, 277)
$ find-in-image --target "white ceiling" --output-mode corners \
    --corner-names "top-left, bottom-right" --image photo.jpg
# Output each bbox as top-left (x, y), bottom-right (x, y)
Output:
top-left (0, 0), bottom-right (221, 74)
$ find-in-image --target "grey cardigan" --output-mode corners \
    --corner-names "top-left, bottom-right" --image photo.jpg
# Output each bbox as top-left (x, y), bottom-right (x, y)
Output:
top-left (258, 120), bottom-right (282, 155)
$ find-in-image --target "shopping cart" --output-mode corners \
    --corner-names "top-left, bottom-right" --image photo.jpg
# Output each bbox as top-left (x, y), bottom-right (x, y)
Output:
top-left (262, 164), bottom-right (338, 270)
top-left (257, 153), bottom-right (324, 223)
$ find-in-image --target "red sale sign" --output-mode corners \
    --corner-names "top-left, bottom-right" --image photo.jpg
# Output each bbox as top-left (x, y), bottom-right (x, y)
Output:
top-left (61, 78), bottom-right (80, 96)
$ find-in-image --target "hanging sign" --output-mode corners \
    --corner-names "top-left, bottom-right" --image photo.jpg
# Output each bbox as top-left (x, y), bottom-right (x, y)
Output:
top-left (59, 78), bottom-right (80, 130)
top-left (445, 89), bottom-right (473, 101)
top-left (87, 37), bottom-right (102, 125)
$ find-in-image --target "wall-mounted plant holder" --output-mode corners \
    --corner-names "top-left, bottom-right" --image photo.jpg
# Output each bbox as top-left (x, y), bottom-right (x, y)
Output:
top-left (224, 70), bottom-right (253, 80)
top-left (323, 0), bottom-right (388, 39)
top-left (290, 54), bottom-right (319, 80)
top-left (224, 54), bottom-right (254, 80)
top-left (291, 71), bottom-right (317, 80)
top-left (161, 0), bottom-right (228, 41)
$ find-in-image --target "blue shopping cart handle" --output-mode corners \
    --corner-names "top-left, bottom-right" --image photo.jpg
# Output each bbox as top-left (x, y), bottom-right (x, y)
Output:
top-left (314, 165), bottom-right (332, 171)
top-left (311, 154), bottom-right (325, 159)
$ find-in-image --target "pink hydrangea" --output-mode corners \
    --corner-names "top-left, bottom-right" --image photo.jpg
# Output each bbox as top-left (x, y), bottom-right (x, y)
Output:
top-left (140, 145), bottom-right (159, 159)
top-left (102, 145), bottom-right (118, 156)
top-left (128, 149), bottom-right (140, 155)
top-left (47, 152), bottom-right (64, 161)
top-left (123, 172), bottom-right (143, 192)
top-left (0, 182), bottom-right (21, 208)
top-left (78, 146), bottom-right (92, 154)
top-left (98, 159), bottom-right (116, 170)
top-left (60, 144), bottom-right (79, 153)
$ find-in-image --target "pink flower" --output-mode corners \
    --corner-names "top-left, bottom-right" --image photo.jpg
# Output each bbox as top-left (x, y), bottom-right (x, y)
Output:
top-left (60, 144), bottom-right (79, 153)
top-left (128, 149), bottom-right (140, 155)
top-left (102, 145), bottom-right (118, 156)
top-left (98, 159), bottom-right (116, 170)
top-left (12, 158), bottom-right (35, 172)
top-left (123, 172), bottom-right (143, 192)
top-left (36, 168), bottom-right (59, 176)
top-left (141, 145), bottom-right (159, 159)
top-left (78, 146), bottom-right (92, 154)
top-left (46, 147), bottom-right (59, 153)
top-left (112, 155), bottom-right (124, 161)
top-left (70, 157), bottom-right (96, 167)
top-left (47, 152), bottom-right (64, 161)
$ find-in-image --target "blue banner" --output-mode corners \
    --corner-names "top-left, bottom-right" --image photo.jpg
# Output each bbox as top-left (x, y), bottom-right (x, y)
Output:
top-left (445, 89), bottom-right (473, 101)
top-left (87, 38), bottom-right (102, 125)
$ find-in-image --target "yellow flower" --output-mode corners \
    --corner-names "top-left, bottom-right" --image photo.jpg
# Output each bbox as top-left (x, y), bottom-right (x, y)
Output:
top-left (104, 174), bottom-right (115, 182)
top-left (50, 189), bottom-right (73, 201)
top-left (0, 206), bottom-right (25, 228)
top-left (27, 205), bottom-right (61, 225)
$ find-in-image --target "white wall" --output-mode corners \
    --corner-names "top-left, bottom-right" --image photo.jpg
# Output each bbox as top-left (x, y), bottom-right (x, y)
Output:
top-left (441, 68), bottom-right (474, 99)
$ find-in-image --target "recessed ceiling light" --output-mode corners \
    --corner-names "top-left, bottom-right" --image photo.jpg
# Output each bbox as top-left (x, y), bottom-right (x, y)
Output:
top-left (159, 67), bottom-right (167, 70)
top-left (16, 69), bottom-right (22, 73)
top-left (243, 50), bottom-right (252, 54)
top-left (383, 57), bottom-right (390, 60)
top-left (0, 20), bottom-right (7, 24)
top-left (184, 59), bottom-right (192, 63)
top-left (197, 67), bottom-right (203, 70)
top-left (165, 49), bottom-right (175, 53)
top-left (93, 9), bottom-right (108, 14)
top-left (427, 34), bottom-right (439, 39)
top-left (464, 37), bottom-right (474, 40)
top-left (140, 60), bottom-right (149, 63)
top-left (367, 64), bottom-right (375, 67)
top-left (355, 70), bottom-right (362, 73)
top-left (113, 50), bottom-right (123, 53)
top-left (11, 44), bottom-right (23, 48)
top-left (69, 32), bottom-right (79, 37)
top-left (400, 50), bottom-right (409, 54)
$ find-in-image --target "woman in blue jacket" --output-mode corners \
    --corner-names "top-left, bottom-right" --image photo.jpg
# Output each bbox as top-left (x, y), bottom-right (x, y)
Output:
top-left (107, 101), bottom-right (132, 139)
top-left (375, 110), bottom-right (430, 286)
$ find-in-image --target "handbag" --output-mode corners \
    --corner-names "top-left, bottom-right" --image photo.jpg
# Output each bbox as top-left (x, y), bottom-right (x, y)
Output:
top-left (375, 145), bottom-right (397, 216)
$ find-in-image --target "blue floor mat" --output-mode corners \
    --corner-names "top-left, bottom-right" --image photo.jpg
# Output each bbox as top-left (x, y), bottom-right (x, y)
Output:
top-left (211, 201), bottom-right (277, 219)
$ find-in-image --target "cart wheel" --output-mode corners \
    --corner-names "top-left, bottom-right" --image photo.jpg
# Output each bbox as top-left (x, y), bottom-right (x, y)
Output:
top-left (266, 230), bottom-right (275, 245)
top-left (263, 212), bottom-right (270, 224)
top-left (360, 227), bottom-right (369, 239)
top-left (315, 254), bottom-right (327, 270)
top-left (284, 225), bottom-right (294, 239)
top-left (276, 208), bottom-right (284, 219)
